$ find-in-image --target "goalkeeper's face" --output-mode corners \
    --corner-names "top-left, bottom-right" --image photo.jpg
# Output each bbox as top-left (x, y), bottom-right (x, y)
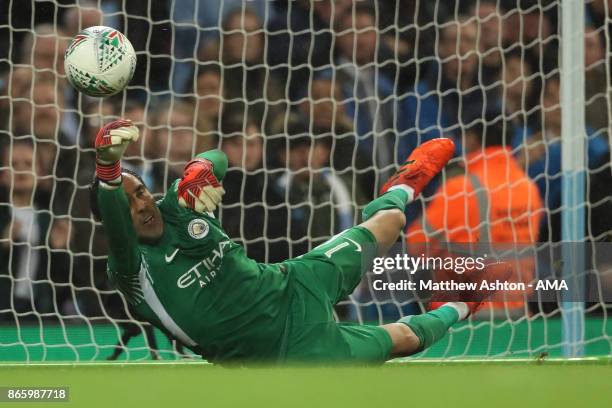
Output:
top-left (123, 173), bottom-right (164, 243)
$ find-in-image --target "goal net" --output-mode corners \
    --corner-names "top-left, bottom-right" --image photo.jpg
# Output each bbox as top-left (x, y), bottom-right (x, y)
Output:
top-left (0, 0), bottom-right (611, 362)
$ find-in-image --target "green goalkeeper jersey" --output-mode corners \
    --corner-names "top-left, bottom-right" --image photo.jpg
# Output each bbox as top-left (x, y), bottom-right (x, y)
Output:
top-left (97, 154), bottom-right (293, 363)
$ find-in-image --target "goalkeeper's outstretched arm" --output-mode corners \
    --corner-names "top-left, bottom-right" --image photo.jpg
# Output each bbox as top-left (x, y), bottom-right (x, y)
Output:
top-left (96, 184), bottom-right (142, 277)
top-left (93, 120), bottom-right (142, 278)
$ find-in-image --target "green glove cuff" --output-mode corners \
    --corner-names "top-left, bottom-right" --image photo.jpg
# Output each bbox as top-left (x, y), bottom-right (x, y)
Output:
top-left (196, 149), bottom-right (228, 181)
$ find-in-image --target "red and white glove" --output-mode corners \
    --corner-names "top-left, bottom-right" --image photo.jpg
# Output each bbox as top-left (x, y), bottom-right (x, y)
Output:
top-left (95, 119), bottom-right (140, 185)
top-left (177, 159), bottom-right (225, 213)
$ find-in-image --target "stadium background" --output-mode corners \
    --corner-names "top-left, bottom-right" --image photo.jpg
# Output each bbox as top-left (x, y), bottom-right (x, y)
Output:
top-left (0, 0), bottom-right (611, 365)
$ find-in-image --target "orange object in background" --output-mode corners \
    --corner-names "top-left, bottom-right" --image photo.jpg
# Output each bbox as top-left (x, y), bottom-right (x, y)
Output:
top-left (407, 146), bottom-right (544, 312)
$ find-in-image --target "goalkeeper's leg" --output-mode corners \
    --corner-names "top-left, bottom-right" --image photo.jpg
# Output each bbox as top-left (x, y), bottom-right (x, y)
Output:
top-left (284, 139), bottom-right (460, 361)
top-left (357, 138), bottom-right (464, 358)
top-left (290, 138), bottom-right (456, 303)
top-left (357, 192), bottom-right (461, 356)
top-left (380, 261), bottom-right (513, 357)
top-left (295, 260), bottom-right (512, 362)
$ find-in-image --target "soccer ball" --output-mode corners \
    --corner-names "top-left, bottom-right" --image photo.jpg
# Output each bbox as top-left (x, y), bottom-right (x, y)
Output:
top-left (64, 26), bottom-right (136, 97)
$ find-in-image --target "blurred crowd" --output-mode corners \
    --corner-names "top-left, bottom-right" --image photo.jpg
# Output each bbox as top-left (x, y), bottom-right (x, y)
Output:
top-left (1, 0), bottom-right (612, 323)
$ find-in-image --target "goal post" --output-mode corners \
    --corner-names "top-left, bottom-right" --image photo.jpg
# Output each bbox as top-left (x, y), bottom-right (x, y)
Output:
top-left (560, 0), bottom-right (585, 357)
top-left (0, 0), bottom-right (611, 363)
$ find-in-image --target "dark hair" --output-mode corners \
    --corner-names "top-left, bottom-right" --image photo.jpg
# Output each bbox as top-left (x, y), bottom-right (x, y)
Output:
top-left (89, 168), bottom-right (146, 221)
top-left (464, 108), bottom-right (512, 148)
top-left (285, 118), bottom-right (312, 150)
top-left (219, 107), bottom-right (261, 142)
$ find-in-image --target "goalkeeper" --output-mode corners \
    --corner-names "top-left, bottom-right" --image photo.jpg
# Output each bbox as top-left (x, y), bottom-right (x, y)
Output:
top-left (91, 119), bottom-right (509, 363)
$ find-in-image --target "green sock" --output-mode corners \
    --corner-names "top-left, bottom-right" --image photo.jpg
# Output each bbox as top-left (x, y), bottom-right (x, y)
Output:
top-left (362, 189), bottom-right (411, 221)
top-left (398, 305), bottom-right (461, 352)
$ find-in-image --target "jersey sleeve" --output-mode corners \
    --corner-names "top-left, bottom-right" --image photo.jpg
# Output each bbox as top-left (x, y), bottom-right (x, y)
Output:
top-left (97, 185), bottom-right (143, 304)
top-left (196, 149), bottom-right (228, 181)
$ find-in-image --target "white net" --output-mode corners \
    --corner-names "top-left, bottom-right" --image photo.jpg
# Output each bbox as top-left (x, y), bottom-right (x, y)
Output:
top-left (0, 0), bottom-right (611, 362)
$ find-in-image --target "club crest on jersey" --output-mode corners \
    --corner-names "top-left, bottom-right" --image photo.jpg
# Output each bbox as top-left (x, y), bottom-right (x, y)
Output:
top-left (188, 218), bottom-right (209, 239)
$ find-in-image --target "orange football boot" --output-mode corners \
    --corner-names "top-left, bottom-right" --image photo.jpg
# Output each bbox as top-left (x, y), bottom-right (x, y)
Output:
top-left (380, 138), bottom-right (455, 198)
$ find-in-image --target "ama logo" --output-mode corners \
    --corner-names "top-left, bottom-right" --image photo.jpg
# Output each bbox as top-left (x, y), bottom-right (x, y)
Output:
top-left (535, 280), bottom-right (568, 290)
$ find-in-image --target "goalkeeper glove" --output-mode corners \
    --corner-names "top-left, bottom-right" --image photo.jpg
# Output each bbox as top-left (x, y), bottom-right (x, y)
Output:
top-left (94, 119), bottom-right (140, 185)
top-left (177, 159), bottom-right (225, 213)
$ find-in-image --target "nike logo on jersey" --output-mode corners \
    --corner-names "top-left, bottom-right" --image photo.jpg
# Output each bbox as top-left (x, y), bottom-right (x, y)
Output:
top-left (165, 248), bottom-right (179, 263)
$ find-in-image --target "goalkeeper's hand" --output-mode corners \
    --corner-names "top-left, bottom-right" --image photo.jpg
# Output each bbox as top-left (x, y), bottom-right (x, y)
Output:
top-left (94, 119), bottom-right (139, 185)
top-left (177, 159), bottom-right (225, 213)
top-left (95, 119), bottom-right (139, 164)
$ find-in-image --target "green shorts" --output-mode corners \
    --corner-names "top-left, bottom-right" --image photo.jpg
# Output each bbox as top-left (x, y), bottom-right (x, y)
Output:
top-left (281, 226), bottom-right (393, 363)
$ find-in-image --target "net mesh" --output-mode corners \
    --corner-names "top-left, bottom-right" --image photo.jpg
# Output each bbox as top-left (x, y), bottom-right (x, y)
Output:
top-left (0, 0), bottom-right (611, 362)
